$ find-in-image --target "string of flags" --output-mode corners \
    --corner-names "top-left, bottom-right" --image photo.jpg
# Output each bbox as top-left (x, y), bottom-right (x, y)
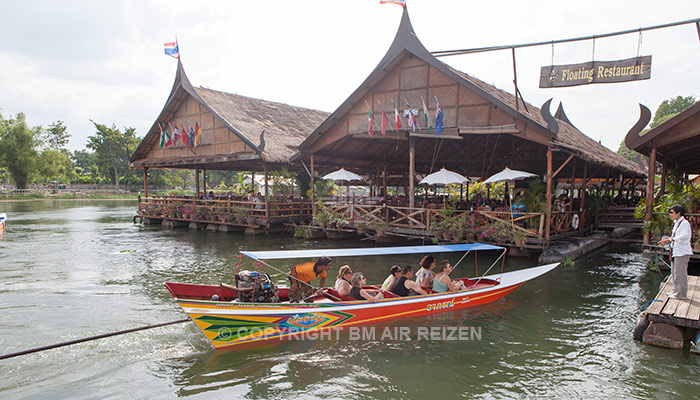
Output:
top-left (159, 121), bottom-right (204, 149)
top-left (368, 97), bottom-right (444, 136)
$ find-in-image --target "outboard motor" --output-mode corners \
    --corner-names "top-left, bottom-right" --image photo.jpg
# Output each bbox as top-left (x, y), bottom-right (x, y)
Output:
top-left (235, 270), bottom-right (279, 303)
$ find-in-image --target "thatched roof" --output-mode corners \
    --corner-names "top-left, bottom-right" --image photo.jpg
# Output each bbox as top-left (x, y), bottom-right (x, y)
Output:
top-left (194, 87), bottom-right (329, 164)
top-left (450, 67), bottom-right (646, 177)
top-left (130, 60), bottom-right (328, 169)
top-left (297, 7), bottom-right (645, 178)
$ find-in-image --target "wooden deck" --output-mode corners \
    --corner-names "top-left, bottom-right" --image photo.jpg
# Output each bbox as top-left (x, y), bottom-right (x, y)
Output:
top-left (639, 275), bottom-right (700, 349)
top-left (646, 276), bottom-right (700, 329)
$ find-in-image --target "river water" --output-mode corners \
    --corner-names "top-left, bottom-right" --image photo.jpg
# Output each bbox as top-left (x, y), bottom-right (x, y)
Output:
top-left (0, 200), bottom-right (698, 399)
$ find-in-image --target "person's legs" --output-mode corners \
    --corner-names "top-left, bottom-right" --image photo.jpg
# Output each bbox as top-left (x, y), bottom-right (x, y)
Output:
top-left (670, 255), bottom-right (689, 299)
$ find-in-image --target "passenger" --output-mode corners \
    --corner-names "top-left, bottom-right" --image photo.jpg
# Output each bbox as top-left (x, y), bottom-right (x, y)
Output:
top-left (380, 265), bottom-right (402, 291)
top-left (432, 260), bottom-right (466, 293)
top-left (389, 265), bottom-right (428, 297)
top-left (349, 272), bottom-right (384, 302)
top-left (415, 255), bottom-right (436, 290)
top-left (288, 256), bottom-right (331, 303)
top-left (334, 265), bottom-right (353, 297)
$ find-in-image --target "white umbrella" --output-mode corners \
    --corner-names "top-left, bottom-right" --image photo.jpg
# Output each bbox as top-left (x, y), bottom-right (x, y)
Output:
top-left (419, 168), bottom-right (470, 207)
top-left (419, 168), bottom-right (470, 185)
top-left (483, 167), bottom-right (537, 184)
top-left (322, 168), bottom-right (364, 182)
top-left (322, 168), bottom-right (364, 203)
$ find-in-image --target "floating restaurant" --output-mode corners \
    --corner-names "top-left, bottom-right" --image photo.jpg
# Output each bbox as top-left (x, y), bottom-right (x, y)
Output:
top-left (131, 8), bottom-right (646, 248)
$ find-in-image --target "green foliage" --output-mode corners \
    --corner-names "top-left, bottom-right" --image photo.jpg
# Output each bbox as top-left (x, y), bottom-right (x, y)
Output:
top-left (561, 257), bottom-right (575, 268)
top-left (617, 141), bottom-right (639, 163)
top-left (522, 178), bottom-right (546, 214)
top-left (0, 112), bottom-right (39, 189)
top-left (41, 120), bottom-right (70, 151)
top-left (36, 149), bottom-right (76, 184)
top-left (270, 167), bottom-right (297, 198)
top-left (86, 121), bottom-right (140, 189)
top-left (650, 95), bottom-right (696, 128)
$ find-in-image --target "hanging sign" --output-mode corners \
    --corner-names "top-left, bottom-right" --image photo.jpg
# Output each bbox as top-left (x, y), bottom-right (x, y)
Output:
top-left (539, 56), bottom-right (651, 88)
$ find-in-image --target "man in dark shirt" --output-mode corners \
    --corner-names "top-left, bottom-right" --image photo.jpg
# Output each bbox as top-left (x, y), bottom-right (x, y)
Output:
top-left (390, 265), bottom-right (428, 297)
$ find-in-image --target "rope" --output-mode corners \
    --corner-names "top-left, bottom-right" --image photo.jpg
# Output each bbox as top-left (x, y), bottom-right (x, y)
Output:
top-left (639, 299), bottom-right (662, 312)
top-left (0, 318), bottom-right (189, 361)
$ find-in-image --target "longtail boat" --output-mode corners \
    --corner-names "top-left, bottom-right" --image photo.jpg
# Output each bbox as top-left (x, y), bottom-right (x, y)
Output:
top-left (165, 243), bottom-right (558, 348)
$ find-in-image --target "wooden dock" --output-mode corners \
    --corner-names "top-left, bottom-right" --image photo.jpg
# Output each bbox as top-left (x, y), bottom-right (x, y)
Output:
top-left (638, 275), bottom-right (700, 349)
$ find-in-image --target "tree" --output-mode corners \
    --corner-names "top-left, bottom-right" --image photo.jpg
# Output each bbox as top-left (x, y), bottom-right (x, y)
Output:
top-left (0, 113), bottom-right (39, 189)
top-left (36, 149), bottom-right (76, 184)
top-left (617, 141), bottom-right (639, 162)
top-left (650, 95), bottom-right (696, 128)
top-left (86, 121), bottom-right (139, 191)
top-left (41, 120), bottom-right (70, 151)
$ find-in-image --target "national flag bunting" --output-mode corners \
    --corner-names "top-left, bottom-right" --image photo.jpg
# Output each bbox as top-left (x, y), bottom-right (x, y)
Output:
top-left (406, 100), bottom-right (417, 132)
top-left (380, 109), bottom-right (388, 136)
top-left (164, 41), bottom-right (179, 59)
top-left (435, 100), bottom-right (444, 136)
top-left (194, 122), bottom-right (203, 146)
top-left (421, 96), bottom-right (432, 134)
top-left (159, 124), bottom-right (165, 148)
top-left (380, 0), bottom-right (406, 8)
top-left (188, 126), bottom-right (195, 148)
top-left (391, 99), bottom-right (401, 131)
top-left (366, 103), bottom-right (374, 137)
top-left (180, 123), bottom-right (190, 147)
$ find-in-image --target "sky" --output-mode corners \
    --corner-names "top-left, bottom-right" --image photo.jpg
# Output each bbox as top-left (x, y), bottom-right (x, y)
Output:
top-left (0, 0), bottom-right (698, 153)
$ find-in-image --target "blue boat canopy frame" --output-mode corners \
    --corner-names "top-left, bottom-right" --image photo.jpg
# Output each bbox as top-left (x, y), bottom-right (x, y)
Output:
top-left (241, 243), bottom-right (504, 261)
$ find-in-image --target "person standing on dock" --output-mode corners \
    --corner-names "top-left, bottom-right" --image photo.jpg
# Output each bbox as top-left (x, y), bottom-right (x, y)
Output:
top-left (658, 205), bottom-right (693, 299)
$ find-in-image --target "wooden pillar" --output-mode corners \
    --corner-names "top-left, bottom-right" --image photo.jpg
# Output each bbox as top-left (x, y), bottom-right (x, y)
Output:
top-left (545, 148), bottom-right (553, 241)
top-left (659, 159), bottom-right (667, 197)
top-left (579, 161), bottom-right (587, 233)
top-left (311, 154), bottom-right (316, 218)
top-left (143, 167), bottom-right (149, 201)
top-left (195, 168), bottom-right (200, 198)
top-left (264, 162), bottom-right (269, 222)
top-left (383, 163), bottom-right (387, 200)
top-left (570, 160), bottom-right (576, 199)
top-left (203, 169), bottom-right (207, 194)
top-left (409, 138), bottom-right (415, 210)
top-left (644, 147), bottom-right (657, 244)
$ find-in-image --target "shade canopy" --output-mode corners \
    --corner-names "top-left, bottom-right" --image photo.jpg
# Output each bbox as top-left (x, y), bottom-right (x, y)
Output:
top-left (419, 168), bottom-right (470, 185)
top-left (482, 167), bottom-right (537, 184)
top-left (321, 168), bottom-right (364, 182)
top-left (241, 243), bottom-right (504, 260)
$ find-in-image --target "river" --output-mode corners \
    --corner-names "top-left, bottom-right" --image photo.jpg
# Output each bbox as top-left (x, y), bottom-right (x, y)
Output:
top-left (0, 200), bottom-right (698, 399)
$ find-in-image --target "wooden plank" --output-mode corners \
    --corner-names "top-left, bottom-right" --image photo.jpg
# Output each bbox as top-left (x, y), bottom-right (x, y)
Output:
top-left (675, 275), bottom-right (698, 319)
top-left (661, 298), bottom-right (680, 317)
top-left (458, 124), bottom-right (519, 134)
top-left (646, 280), bottom-right (672, 316)
top-left (684, 275), bottom-right (700, 321)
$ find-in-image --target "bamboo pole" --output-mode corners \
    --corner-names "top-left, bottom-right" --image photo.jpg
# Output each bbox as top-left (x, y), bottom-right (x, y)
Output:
top-left (311, 154), bottom-right (316, 218)
top-left (644, 147), bottom-right (657, 245)
top-left (409, 138), bottom-right (415, 210)
top-left (545, 148), bottom-right (553, 241)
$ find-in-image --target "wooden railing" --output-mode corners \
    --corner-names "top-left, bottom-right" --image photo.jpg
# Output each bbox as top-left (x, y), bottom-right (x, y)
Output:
top-left (328, 203), bottom-right (547, 239)
top-left (136, 196), bottom-right (312, 225)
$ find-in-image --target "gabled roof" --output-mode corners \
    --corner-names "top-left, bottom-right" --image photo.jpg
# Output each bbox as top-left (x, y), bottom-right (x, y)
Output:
top-left (296, 8), bottom-right (644, 177)
top-left (130, 60), bottom-right (329, 167)
top-left (625, 100), bottom-right (700, 173)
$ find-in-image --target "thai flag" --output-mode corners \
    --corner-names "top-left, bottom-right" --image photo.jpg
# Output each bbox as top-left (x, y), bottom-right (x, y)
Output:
top-left (380, 0), bottom-right (406, 8)
top-left (164, 42), bottom-right (179, 59)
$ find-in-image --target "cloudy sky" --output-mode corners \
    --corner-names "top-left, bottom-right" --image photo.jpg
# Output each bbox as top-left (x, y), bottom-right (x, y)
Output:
top-left (1, 0), bottom-right (698, 153)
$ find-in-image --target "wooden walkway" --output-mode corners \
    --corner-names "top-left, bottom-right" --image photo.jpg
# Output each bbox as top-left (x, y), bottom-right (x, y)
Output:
top-left (640, 275), bottom-right (700, 349)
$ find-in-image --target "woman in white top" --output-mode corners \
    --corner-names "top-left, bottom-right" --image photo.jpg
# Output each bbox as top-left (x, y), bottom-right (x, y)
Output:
top-left (334, 265), bottom-right (353, 297)
top-left (658, 205), bottom-right (693, 299)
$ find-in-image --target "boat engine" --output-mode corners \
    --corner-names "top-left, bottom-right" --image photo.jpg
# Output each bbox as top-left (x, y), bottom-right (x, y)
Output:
top-left (235, 270), bottom-right (279, 303)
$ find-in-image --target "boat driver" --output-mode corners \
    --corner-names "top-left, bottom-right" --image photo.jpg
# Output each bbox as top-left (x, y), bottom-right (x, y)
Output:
top-left (289, 256), bottom-right (332, 302)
